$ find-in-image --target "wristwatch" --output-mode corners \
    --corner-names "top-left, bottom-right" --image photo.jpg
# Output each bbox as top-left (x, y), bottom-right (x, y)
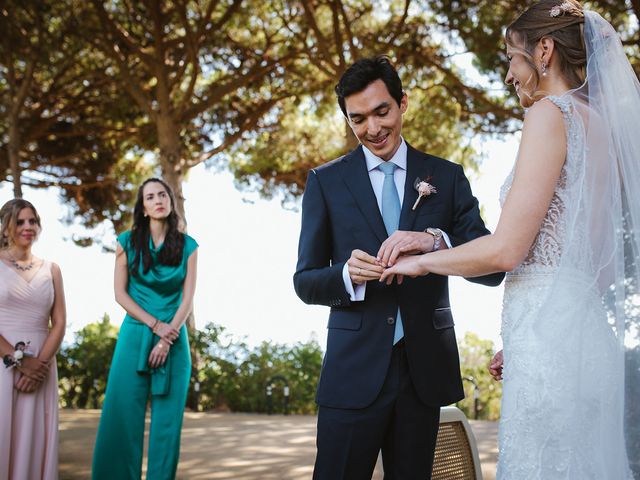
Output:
top-left (425, 227), bottom-right (443, 252)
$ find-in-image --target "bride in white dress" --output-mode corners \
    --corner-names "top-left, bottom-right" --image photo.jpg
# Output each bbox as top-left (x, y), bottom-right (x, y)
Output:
top-left (379, 1), bottom-right (640, 478)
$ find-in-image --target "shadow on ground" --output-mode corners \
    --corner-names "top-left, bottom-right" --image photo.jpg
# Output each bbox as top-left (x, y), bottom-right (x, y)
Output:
top-left (59, 410), bottom-right (497, 479)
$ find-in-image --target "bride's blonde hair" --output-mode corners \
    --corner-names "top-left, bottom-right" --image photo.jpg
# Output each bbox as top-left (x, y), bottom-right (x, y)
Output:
top-left (0, 199), bottom-right (41, 249)
top-left (506, 0), bottom-right (587, 101)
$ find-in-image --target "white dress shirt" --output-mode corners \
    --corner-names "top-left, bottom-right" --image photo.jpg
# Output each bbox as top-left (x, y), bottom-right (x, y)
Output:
top-left (341, 138), bottom-right (451, 301)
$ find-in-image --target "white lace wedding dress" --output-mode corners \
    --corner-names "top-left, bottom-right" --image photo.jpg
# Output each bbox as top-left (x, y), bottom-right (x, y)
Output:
top-left (496, 95), bottom-right (631, 479)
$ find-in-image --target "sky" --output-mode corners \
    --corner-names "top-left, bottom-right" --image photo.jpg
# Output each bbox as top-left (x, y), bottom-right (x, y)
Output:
top-left (0, 136), bottom-right (518, 350)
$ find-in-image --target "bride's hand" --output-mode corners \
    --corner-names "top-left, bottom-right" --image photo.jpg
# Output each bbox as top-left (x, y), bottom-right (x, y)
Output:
top-left (379, 255), bottom-right (429, 285)
top-left (489, 350), bottom-right (504, 381)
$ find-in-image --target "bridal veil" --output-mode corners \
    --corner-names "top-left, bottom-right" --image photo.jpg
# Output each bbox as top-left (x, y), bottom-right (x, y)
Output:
top-left (532, 10), bottom-right (640, 478)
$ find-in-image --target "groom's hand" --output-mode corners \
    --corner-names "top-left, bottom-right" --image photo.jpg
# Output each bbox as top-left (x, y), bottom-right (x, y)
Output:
top-left (347, 249), bottom-right (384, 285)
top-left (377, 231), bottom-right (434, 267)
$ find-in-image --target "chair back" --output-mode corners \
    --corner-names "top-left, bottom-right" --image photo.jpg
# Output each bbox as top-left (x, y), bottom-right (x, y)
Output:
top-left (432, 406), bottom-right (483, 480)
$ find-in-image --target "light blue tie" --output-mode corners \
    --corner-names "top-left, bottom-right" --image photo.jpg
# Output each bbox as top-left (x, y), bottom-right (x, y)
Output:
top-left (378, 161), bottom-right (404, 344)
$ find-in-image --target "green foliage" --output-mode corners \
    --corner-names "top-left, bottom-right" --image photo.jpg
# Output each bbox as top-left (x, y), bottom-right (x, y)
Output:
top-left (456, 331), bottom-right (502, 421)
top-left (191, 322), bottom-right (323, 414)
top-left (57, 314), bottom-right (119, 408)
top-left (58, 318), bottom-right (323, 414)
top-left (59, 317), bottom-right (503, 420)
top-left (226, 0), bottom-right (517, 200)
top-left (3, 1), bottom-right (638, 229)
top-left (0, 0), bottom-right (149, 236)
top-left (429, 0), bottom-right (639, 81)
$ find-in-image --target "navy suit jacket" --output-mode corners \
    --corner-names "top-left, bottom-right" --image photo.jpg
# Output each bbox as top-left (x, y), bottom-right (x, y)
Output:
top-left (293, 144), bottom-right (504, 409)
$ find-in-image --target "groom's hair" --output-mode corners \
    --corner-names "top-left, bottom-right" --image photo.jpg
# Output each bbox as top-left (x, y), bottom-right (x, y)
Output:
top-left (335, 55), bottom-right (404, 117)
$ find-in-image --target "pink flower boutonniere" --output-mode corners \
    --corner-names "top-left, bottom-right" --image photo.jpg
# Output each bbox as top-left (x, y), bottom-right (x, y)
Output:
top-left (412, 176), bottom-right (437, 211)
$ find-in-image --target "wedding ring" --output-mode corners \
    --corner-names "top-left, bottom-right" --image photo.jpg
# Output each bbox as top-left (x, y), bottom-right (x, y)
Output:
top-left (157, 343), bottom-right (163, 349)
top-left (358, 268), bottom-right (362, 275)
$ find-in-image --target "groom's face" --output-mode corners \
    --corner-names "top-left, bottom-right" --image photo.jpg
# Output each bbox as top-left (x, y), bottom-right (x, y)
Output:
top-left (344, 79), bottom-right (407, 161)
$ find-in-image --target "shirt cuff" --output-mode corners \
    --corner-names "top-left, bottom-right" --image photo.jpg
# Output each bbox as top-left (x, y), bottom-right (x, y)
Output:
top-left (342, 262), bottom-right (366, 301)
top-left (441, 231), bottom-right (453, 249)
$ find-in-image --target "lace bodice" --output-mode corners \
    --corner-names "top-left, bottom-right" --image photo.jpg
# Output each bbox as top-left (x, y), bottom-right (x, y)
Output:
top-left (499, 95), bottom-right (584, 275)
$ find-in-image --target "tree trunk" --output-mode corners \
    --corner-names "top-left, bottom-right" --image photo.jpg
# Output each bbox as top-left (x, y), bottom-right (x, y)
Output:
top-left (157, 116), bottom-right (186, 222)
top-left (156, 114), bottom-right (200, 411)
top-left (8, 120), bottom-right (23, 198)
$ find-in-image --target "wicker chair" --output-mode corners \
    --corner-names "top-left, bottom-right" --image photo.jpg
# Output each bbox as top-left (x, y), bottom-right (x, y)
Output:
top-left (431, 406), bottom-right (483, 480)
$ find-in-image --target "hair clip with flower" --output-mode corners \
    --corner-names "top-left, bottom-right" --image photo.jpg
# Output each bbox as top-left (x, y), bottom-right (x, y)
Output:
top-left (550, 2), bottom-right (573, 18)
top-left (412, 177), bottom-right (437, 210)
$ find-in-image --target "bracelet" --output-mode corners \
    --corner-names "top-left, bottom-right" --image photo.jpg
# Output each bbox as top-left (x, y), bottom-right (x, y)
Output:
top-left (425, 227), bottom-right (443, 252)
top-left (151, 319), bottom-right (159, 332)
top-left (432, 235), bottom-right (442, 252)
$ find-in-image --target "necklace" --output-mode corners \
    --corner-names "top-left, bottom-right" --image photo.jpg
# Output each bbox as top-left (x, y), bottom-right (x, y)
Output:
top-left (7, 252), bottom-right (34, 272)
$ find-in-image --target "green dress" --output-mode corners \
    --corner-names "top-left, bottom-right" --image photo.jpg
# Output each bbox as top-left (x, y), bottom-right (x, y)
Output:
top-left (92, 231), bottom-right (198, 480)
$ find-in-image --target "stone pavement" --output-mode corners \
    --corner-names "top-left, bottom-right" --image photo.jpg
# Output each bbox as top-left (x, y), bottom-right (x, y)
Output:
top-left (59, 410), bottom-right (498, 479)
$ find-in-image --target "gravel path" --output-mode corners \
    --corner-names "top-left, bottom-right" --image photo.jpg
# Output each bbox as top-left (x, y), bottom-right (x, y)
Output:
top-left (59, 409), bottom-right (497, 479)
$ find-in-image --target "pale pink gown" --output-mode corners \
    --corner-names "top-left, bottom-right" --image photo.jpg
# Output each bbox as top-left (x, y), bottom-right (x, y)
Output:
top-left (0, 260), bottom-right (58, 480)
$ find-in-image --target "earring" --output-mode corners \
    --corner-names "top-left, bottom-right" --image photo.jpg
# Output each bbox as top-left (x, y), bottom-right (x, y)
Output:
top-left (541, 62), bottom-right (548, 77)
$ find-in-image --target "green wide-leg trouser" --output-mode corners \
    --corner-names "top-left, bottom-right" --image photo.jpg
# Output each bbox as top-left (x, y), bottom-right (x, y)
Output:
top-left (92, 318), bottom-right (191, 480)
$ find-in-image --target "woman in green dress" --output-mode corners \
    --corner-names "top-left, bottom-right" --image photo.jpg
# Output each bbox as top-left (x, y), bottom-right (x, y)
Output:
top-left (92, 178), bottom-right (198, 480)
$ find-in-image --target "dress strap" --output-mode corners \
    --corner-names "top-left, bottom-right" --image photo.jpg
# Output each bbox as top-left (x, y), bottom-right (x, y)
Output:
top-left (544, 95), bottom-right (573, 117)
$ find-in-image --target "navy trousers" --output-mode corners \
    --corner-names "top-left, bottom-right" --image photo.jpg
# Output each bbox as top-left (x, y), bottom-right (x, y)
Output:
top-left (314, 341), bottom-right (441, 480)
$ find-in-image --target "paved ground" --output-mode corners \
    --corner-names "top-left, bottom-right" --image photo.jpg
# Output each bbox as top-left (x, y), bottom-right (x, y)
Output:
top-left (59, 410), bottom-right (498, 479)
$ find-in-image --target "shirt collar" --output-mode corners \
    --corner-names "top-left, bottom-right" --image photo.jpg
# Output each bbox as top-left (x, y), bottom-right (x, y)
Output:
top-left (362, 137), bottom-right (407, 172)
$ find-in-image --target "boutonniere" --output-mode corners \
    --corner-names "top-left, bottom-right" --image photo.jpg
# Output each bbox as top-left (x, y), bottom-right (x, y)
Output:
top-left (412, 176), bottom-right (437, 211)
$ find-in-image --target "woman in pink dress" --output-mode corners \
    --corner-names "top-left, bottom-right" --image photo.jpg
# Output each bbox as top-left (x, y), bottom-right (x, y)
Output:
top-left (0, 199), bottom-right (66, 480)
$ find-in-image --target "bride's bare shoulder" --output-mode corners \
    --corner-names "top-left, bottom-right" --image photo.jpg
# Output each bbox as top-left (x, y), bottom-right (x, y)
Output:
top-left (520, 98), bottom-right (566, 143)
top-left (524, 97), bottom-right (565, 124)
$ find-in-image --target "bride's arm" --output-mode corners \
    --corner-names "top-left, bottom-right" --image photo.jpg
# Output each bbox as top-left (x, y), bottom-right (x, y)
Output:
top-left (382, 99), bottom-right (567, 280)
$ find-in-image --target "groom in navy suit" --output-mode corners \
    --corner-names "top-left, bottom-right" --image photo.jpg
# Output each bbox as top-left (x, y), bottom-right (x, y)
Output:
top-left (294, 56), bottom-right (503, 480)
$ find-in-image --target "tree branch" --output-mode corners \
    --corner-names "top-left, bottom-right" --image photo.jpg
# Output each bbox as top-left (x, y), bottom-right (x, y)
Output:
top-left (300, 0), bottom-right (335, 67)
top-left (146, 0), bottom-right (172, 114)
top-left (90, 0), bottom-right (156, 68)
top-left (335, 0), bottom-right (357, 62)
top-left (330, 0), bottom-right (346, 70)
top-left (385, 0), bottom-right (411, 49)
top-left (180, 58), bottom-right (287, 122)
top-left (210, 0), bottom-right (243, 33)
top-left (174, 1), bottom-right (201, 113)
top-left (192, 95), bottom-right (290, 167)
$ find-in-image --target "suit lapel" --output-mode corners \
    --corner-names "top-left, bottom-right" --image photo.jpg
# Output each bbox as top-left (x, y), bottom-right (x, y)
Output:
top-left (342, 146), bottom-right (388, 243)
top-left (399, 144), bottom-right (434, 231)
